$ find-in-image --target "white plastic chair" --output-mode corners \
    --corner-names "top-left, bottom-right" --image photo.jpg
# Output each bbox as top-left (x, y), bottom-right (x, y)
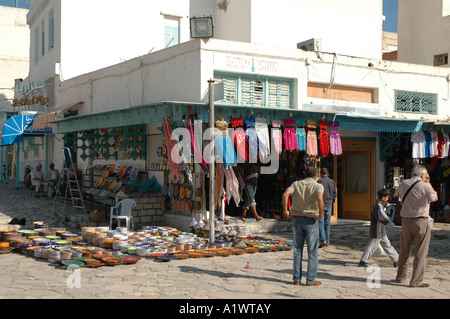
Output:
top-left (110, 199), bottom-right (136, 231)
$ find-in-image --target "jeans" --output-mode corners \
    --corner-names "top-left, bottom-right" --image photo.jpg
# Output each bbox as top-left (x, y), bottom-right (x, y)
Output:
top-left (319, 206), bottom-right (332, 244)
top-left (293, 216), bottom-right (319, 283)
top-left (242, 183), bottom-right (257, 209)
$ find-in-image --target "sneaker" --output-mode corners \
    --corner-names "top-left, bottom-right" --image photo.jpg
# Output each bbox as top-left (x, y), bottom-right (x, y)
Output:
top-left (358, 261), bottom-right (369, 267)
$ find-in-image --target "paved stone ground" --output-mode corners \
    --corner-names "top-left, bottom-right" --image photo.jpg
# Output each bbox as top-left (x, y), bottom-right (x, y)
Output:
top-left (0, 182), bottom-right (449, 301)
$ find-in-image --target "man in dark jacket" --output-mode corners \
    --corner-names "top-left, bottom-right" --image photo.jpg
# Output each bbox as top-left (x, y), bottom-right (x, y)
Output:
top-left (317, 168), bottom-right (336, 247)
top-left (359, 188), bottom-right (399, 267)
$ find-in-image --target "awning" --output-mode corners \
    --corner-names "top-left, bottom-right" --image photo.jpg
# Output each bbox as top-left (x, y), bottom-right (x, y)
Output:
top-left (51, 101), bottom-right (424, 135)
top-left (1, 114), bottom-right (35, 146)
top-left (335, 114), bottom-right (423, 133)
top-left (32, 102), bottom-right (83, 131)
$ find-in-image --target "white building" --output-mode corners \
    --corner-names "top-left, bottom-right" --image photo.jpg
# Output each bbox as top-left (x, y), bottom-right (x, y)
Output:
top-left (0, 5), bottom-right (30, 183)
top-left (0, 6), bottom-right (29, 112)
top-left (398, 0), bottom-right (450, 67)
top-left (9, 0), bottom-right (450, 226)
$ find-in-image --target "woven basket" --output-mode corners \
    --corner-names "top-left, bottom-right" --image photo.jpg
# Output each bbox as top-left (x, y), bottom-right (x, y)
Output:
top-left (85, 259), bottom-right (105, 268)
top-left (103, 257), bottom-right (122, 266)
top-left (0, 247), bottom-right (13, 254)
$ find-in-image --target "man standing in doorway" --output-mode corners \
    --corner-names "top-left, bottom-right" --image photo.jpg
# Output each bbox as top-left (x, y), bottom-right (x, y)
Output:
top-left (282, 166), bottom-right (324, 286)
top-left (317, 167), bottom-right (337, 248)
top-left (241, 161), bottom-right (263, 221)
top-left (395, 165), bottom-right (437, 288)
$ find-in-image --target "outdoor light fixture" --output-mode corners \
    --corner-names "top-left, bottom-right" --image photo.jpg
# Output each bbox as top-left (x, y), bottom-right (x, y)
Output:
top-left (190, 16), bottom-right (214, 38)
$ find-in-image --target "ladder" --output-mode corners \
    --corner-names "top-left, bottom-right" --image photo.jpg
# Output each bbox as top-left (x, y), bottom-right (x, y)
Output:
top-left (50, 147), bottom-right (87, 226)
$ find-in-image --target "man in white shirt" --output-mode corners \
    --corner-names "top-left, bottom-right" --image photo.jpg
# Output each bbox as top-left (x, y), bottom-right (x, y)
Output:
top-left (31, 163), bottom-right (48, 197)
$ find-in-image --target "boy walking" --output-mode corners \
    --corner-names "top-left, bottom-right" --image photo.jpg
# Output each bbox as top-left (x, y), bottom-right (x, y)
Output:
top-left (359, 188), bottom-right (399, 267)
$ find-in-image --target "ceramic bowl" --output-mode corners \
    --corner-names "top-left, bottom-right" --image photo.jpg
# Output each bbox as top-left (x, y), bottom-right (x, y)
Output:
top-left (122, 256), bottom-right (142, 264)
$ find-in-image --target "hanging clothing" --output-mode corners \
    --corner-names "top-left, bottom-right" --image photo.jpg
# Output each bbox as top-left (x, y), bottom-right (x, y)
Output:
top-left (283, 118), bottom-right (298, 151)
top-left (423, 131), bottom-right (432, 158)
top-left (231, 128), bottom-right (248, 162)
top-left (163, 117), bottom-right (181, 179)
top-left (224, 166), bottom-right (241, 207)
top-left (430, 131), bottom-right (439, 158)
top-left (255, 115), bottom-right (270, 161)
top-left (411, 131), bottom-right (426, 159)
top-left (329, 121), bottom-right (342, 156)
top-left (246, 127), bottom-right (259, 162)
top-left (272, 120), bottom-right (283, 154)
top-left (189, 116), bottom-right (208, 173)
top-left (306, 119), bottom-right (318, 156)
top-left (319, 120), bottom-right (329, 157)
top-left (215, 118), bottom-right (237, 167)
top-left (296, 127), bottom-right (306, 151)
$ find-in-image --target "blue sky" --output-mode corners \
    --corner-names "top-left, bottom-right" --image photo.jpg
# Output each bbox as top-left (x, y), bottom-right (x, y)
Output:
top-left (383, 0), bottom-right (399, 32)
top-left (1, 0), bottom-right (399, 33)
top-left (0, 0), bottom-right (30, 9)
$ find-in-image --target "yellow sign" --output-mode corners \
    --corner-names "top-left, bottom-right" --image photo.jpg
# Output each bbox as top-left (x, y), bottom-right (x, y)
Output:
top-left (13, 96), bottom-right (50, 107)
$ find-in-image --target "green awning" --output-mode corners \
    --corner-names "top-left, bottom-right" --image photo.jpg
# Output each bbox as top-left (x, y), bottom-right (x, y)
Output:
top-left (335, 115), bottom-right (423, 133)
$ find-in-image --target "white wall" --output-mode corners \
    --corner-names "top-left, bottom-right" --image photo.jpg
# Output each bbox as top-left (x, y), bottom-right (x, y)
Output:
top-left (59, 0), bottom-right (190, 81)
top-left (200, 0), bottom-right (383, 59)
top-left (398, 0), bottom-right (450, 66)
top-left (0, 6), bottom-right (30, 110)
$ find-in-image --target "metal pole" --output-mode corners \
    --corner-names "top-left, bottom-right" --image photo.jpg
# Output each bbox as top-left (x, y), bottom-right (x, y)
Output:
top-left (15, 144), bottom-right (19, 189)
top-left (208, 79), bottom-right (215, 244)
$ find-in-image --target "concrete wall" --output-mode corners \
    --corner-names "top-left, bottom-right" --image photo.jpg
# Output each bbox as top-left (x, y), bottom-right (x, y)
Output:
top-left (0, 6), bottom-right (30, 110)
top-left (398, 0), bottom-right (450, 67)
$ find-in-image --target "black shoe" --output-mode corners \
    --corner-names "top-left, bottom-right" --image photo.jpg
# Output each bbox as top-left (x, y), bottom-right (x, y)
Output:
top-left (393, 262), bottom-right (398, 267)
top-left (359, 261), bottom-right (369, 267)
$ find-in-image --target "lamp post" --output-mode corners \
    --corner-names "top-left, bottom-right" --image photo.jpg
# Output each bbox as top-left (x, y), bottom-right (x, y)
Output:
top-left (208, 79), bottom-right (215, 244)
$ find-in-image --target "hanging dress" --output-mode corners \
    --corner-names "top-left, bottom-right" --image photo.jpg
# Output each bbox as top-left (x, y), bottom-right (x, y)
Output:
top-left (230, 116), bottom-right (248, 162)
top-left (224, 166), bottom-right (241, 207)
top-left (214, 118), bottom-right (237, 167)
top-left (306, 119), bottom-right (318, 156)
top-left (245, 117), bottom-right (259, 162)
top-left (329, 121), bottom-right (342, 155)
top-left (255, 115), bottom-right (270, 161)
top-left (411, 131), bottom-right (426, 159)
top-left (163, 116), bottom-right (181, 179)
top-left (271, 120), bottom-right (283, 154)
top-left (283, 118), bottom-right (298, 151)
top-left (188, 115), bottom-right (208, 173)
top-left (319, 120), bottom-right (329, 157)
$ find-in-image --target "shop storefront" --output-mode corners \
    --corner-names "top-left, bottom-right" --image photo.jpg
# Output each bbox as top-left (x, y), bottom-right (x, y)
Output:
top-left (51, 100), bottom-right (426, 228)
top-left (382, 126), bottom-right (450, 224)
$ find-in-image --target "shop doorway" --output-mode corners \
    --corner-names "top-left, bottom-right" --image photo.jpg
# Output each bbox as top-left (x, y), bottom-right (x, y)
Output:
top-left (341, 139), bottom-right (375, 220)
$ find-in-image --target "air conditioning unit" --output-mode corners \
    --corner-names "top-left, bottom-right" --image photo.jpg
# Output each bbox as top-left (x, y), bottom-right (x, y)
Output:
top-left (297, 38), bottom-right (322, 52)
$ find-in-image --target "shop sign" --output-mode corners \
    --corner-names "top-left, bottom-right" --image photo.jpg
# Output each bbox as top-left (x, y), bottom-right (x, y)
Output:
top-left (12, 96), bottom-right (51, 107)
top-left (214, 52), bottom-right (286, 76)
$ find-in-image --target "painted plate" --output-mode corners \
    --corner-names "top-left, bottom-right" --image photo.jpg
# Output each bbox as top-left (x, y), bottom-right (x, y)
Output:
top-left (125, 166), bottom-right (133, 179)
top-left (101, 170), bottom-right (109, 179)
top-left (108, 180), bottom-right (117, 191)
top-left (108, 164), bottom-right (115, 175)
top-left (113, 165), bottom-right (121, 176)
top-left (185, 185), bottom-right (193, 199)
top-left (94, 178), bottom-right (103, 188)
top-left (167, 184), bottom-right (174, 197)
top-left (118, 166), bottom-right (127, 178)
top-left (179, 186), bottom-right (186, 199)
top-left (113, 181), bottom-right (122, 192)
top-left (178, 171), bottom-right (185, 184)
top-left (130, 167), bottom-right (139, 180)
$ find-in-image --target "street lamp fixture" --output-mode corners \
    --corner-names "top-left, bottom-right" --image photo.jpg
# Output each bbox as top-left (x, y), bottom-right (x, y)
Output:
top-left (190, 16), bottom-right (214, 38)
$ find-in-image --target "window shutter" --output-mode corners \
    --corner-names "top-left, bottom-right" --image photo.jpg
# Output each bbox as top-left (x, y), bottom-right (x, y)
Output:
top-left (49, 18), bottom-right (54, 49)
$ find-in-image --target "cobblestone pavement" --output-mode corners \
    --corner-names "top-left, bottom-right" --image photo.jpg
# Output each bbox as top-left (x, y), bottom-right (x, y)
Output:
top-left (0, 182), bottom-right (449, 301)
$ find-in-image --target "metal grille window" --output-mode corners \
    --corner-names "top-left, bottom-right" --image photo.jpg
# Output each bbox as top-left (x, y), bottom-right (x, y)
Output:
top-left (214, 73), bottom-right (292, 108)
top-left (395, 90), bottom-right (438, 115)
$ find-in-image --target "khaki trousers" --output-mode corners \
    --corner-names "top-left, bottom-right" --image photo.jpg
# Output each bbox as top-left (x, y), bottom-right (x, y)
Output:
top-left (395, 218), bottom-right (431, 286)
